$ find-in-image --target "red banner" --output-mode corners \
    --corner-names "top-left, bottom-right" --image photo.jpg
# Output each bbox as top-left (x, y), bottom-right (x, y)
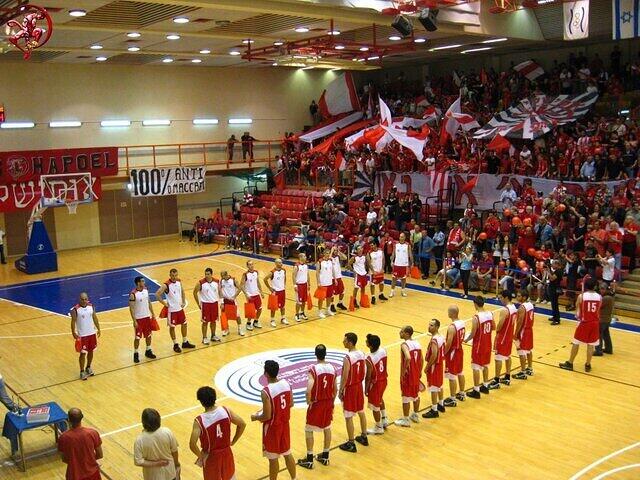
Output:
top-left (0, 177), bottom-right (103, 213)
top-left (0, 147), bottom-right (118, 184)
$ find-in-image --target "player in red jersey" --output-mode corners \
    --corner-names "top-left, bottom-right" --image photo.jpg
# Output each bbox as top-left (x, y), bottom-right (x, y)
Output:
top-left (264, 258), bottom-right (289, 327)
top-left (395, 326), bottom-right (423, 427)
top-left (240, 260), bottom-right (265, 330)
top-left (298, 344), bottom-right (337, 470)
top-left (365, 334), bottom-right (388, 435)
top-left (444, 305), bottom-right (466, 406)
top-left (560, 277), bottom-right (602, 372)
top-left (251, 360), bottom-right (296, 480)
top-left (466, 296), bottom-right (495, 399)
top-left (423, 319), bottom-right (446, 419)
top-left (193, 268), bottom-right (222, 344)
top-left (156, 268), bottom-right (195, 353)
top-left (129, 276), bottom-right (157, 364)
top-left (70, 293), bottom-right (102, 380)
top-left (514, 290), bottom-right (535, 380)
top-left (189, 386), bottom-right (246, 480)
top-left (489, 290), bottom-right (517, 389)
top-left (338, 332), bottom-right (369, 452)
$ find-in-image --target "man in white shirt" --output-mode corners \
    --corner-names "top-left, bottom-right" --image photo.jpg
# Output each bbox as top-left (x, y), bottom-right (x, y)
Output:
top-left (134, 408), bottom-right (180, 480)
top-left (0, 228), bottom-right (6, 264)
top-left (500, 184), bottom-right (518, 209)
top-left (599, 249), bottom-right (616, 286)
top-left (365, 207), bottom-right (378, 227)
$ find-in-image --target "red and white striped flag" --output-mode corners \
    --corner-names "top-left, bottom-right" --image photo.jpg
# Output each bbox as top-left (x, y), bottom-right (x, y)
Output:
top-left (513, 60), bottom-right (545, 81)
top-left (422, 105), bottom-right (441, 122)
top-left (430, 171), bottom-right (450, 194)
top-left (335, 151), bottom-right (347, 171)
top-left (440, 96), bottom-right (479, 144)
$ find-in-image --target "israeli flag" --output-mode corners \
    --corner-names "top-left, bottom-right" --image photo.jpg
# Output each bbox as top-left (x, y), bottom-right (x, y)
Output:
top-left (564, 1), bottom-right (589, 40)
top-left (613, 0), bottom-right (640, 40)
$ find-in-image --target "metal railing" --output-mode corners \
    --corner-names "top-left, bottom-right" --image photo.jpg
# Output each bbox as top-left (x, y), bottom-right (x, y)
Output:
top-left (279, 166), bottom-right (355, 190)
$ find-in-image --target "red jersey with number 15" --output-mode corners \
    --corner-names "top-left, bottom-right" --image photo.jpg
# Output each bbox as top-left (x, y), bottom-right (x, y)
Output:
top-left (580, 291), bottom-right (602, 323)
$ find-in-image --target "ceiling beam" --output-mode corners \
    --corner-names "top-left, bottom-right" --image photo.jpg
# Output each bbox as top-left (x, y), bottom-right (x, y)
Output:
top-left (37, 46), bottom-right (232, 58)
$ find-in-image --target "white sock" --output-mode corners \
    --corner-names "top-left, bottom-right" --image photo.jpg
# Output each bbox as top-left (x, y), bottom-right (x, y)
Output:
top-left (134, 348), bottom-right (139, 354)
top-left (432, 405), bottom-right (437, 411)
top-left (381, 409), bottom-right (387, 418)
top-left (474, 386), bottom-right (480, 392)
top-left (145, 346), bottom-right (151, 351)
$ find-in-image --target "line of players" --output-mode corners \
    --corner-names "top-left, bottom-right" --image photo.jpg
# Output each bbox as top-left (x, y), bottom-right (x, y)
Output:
top-left (183, 288), bottom-right (538, 480)
top-left (124, 235), bottom-right (415, 364)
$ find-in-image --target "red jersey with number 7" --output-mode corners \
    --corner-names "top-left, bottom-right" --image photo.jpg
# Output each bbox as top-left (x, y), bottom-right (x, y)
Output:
top-left (343, 350), bottom-right (366, 414)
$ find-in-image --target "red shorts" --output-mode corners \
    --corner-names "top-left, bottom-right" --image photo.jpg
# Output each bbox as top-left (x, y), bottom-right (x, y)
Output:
top-left (371, 273), bottom-right (384, 285)
top-left (427, 364), bottom-right (443, 391)
top-left (167, 309), bottom-right (186, 326)
top-left (400, 378), bottom-right (419, 401)
top-left (393, 265), bottom-right (408, 279)
top-left (248, 295), bottom-right (262, 310)
top-left (367, 379), bottom-right (387, 411)
top-left (573, 321), bottom-right (600, 346)
top-left (135, 317), bottom-right (153, 339)
top-left (306, 399), bottom-right (334, 431)
top-left (271, 290), bottom-right (286, 310)
top-left (355, 274), bottom-right (368, 289)
top-left (321, 284), bottom-right (334, 298)
top-left (262, 422), bottom-right (290, 459)
top-left (333, 278), bottom-right (345, 295)
top-left (445, 349), bottom-right (463, 379)
top-left (78, 334), bottom-right (97, 354)
top-left (79, 471), bottom-right (101, 480)
top-left (494, 338), bottom-right (514, 360)
top-left (517, 328), bottom-right (533, 352)
top-left (201, 302), bottom-right (219, 323)
top-left (342, 383), bottom-right (364, 416)
top-left (471, 345), bottom-right (491, 368)
top-left (203, 447), bottom-right (235, 480)
top-left (296, 283), bottom-right (308, 303)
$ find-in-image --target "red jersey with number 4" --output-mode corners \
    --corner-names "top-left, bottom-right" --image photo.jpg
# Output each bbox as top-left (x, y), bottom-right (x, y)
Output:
top-left (580, 291), bottom-right (602, 323)
top-left (195, 407), bottom-right (235, 480)
top-left (262, 380), bottom-right (292, 456)
top-left (472, 311), bottom-right (494, 366)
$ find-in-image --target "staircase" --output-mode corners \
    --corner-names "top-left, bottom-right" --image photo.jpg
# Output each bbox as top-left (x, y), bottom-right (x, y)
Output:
top-left (615, 271), bottom-right (640, 322)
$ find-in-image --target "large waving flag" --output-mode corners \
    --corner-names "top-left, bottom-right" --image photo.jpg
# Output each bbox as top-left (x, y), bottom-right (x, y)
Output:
top-left (513, 60), bottom-right (545, 81)
top-left (613, 0), bottom-right (640, 40)
top-left (381, 124), bottom-right (429, 161)
top-left (379, 96), bottom-right (393, 126)
top-left (440, 96), bottom-right (479, 145)
top-left (318, 72), bottom-right (361, 118)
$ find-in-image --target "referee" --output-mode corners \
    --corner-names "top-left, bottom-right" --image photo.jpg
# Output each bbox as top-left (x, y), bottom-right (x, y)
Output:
top-left (548, 259), bottom-right (563, 325)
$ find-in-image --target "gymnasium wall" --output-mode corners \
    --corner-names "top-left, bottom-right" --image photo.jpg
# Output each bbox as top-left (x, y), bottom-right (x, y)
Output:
top-left (0, 62), bottom-right (337, 151)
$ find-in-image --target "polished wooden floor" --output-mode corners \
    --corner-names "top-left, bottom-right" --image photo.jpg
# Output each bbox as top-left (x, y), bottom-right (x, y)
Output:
top-left (0, 238), bottom-right (639, 480)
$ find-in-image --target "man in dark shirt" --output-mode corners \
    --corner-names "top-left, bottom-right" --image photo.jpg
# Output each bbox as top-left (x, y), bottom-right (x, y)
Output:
top-left (227, 135), bottom-right (236, 161)
top-left (606, 155), bottom-right (623, 180)
top-left (594, 282), bottom-right (614, 356)
top-left (563, 251), bottom-right (582, 311)
top-left (583, 239), bottom-right (599, 279)
top-left (548, 260), bottom-right (563, 325)
top-left (241, 132), bottom-right (255, 160)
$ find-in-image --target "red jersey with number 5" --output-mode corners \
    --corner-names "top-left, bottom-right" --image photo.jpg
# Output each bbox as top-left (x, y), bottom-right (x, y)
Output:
top-left (262, 379), bottom-right (292, 456)
top-left (309, 363), bottom-right (337, 401)
top-left (580, 291), bottom-right (602, 323)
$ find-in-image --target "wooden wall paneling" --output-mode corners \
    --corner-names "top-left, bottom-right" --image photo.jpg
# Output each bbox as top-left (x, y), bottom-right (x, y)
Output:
top-left (148, 197), bottom-right (165, 237)
top-left (114, 190), bottom-right (133, 241)
top-left (98, 190), bottom-right (117, 243)
top-left (4, 208), bottom-right (57, 257)
top-left (132, 197), bottom-right (149, 239)
top-left (162, 196), bottom-right (178, 235)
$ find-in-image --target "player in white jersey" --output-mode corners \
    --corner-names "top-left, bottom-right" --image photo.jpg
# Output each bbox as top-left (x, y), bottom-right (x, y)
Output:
top-left (156, 268), bottom-right (195, 353)
top-left (348, 246), bottom-right (370, 309)
top-left (293, 253), bottom-right (310, 322)
top-left (390, 233), bottom-right (412, 297)
top-left (368, 243), bottom-right (387, 305)
top-left (220, 270), bottom-right (244, 337)
top-left (264, 258), bottom-right (289, 328)
top-left (70, 292), bottom-right (101, 380)
top-left (316, 249), bottom-right (336, 319)
top-left (193, 268), bottom-right (221, 345)
top-left (330, 247), bottom-right (348, 312)
top-left (240, 260), bottom-right (265, 330)
top-left (129, 276), bottom-right (157, 364)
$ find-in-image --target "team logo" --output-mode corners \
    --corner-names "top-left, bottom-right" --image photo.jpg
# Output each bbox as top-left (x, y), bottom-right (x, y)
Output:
top-left (215, 348), bottom-right (345, 408)
top-left (6, 156), bottom-right (30, 181)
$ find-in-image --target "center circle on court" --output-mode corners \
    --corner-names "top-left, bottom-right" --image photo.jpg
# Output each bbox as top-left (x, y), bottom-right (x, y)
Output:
top-left (214, 348), bottom-right (345, 408)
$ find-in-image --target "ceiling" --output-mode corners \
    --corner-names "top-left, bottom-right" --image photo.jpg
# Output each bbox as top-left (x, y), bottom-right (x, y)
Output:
top-left (0, 0), bottom-right (616, 69)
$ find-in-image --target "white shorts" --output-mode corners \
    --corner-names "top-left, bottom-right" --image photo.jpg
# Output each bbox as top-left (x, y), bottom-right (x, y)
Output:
top-left (517, 349), bottom-right (531, 356)
top-left (494, 354), bottom-right (510, 361)
top-left (343, 409), bottom-right (363, 419)
top-left (445, 372), bottom-right (463, 380)
top-left (471, 363), bottom-right (489, 371)
top-left (367, 403), bottom-right (381, 412)
top-left (428, 386), bottom-right (442, 393)
top-left (304, 424), bottom-right (331, 433)
top-left (264, 449), bottom-right (291, 460)
top-left (401, 395), bottom-right (418, 403)
top-left (572, 338), bottom-right (599, 346)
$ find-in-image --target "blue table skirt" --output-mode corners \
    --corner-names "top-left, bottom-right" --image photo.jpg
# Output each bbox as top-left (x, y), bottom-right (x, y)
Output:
top-left (2, 402), bottom-right (68, 454)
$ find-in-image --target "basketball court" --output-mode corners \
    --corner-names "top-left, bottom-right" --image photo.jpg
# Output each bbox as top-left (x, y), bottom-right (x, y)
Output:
top-left (0, 238), bottom-right (638, 479)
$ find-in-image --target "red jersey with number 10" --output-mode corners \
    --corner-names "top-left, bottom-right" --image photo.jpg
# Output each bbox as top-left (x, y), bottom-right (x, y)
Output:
top-left (580, 291), bottom-right (602, 323)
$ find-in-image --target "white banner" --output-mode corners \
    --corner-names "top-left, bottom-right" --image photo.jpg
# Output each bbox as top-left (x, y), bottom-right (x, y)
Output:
top-left (375, 172), bottom-right (631, 210)
top-left (564, 1), bottom-right (590, 40)
top-left (129, 166), bottom-right (206, 197)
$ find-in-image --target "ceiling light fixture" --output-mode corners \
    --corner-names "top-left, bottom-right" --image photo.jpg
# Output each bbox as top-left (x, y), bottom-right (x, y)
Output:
top-left (173, 17), bottom-right (189, 24)
top-left (229, 50), bottom-right (241, 56)
top-left (162, 58), bottom-right (174, 63)
top-left (49, 121), bottom-right (81, 128)
top-left (334, 44), bottom-right (345, 50)
top-left (142, 119), bottom-right (171, 126)
top-left (461, 47), bottom-right (492, 54)
top-left (90, 44), bottom-right (103, 50)
top-left (294, 27), bottom-right (309, 33)
top-left (242, 39), bottom-right (254, 44)
top-left (127, 46), bottom-right (140, 52)
top-left (367, 55), bottom-right (380, 60)
top-left (96, 56), bottom-right (108, 62)
top-left (359, 46), bottom-right (369, 51)
top-left (428, 44), bottom-right (462, 51)
top-left (414, 38), bottom-right (426, 43)
top-left (272, 62), bottom-right (278, 66)
top-left (328, 30), bottom-right (340, 35)
top-left (100, 120), bottom-right (131, 127)
top-left (127, 32), bottom-right (141, 38)
top-left (301, 66), bottom-right (314, 70)
top-left (191, 58), bottom-right (202, 63)
top-left (388, 35), bottom-right (402, 41)
top-left (166, 34), bottom-right (180, 40)
top-left (68, 9), bottom-right (86, 17)
top-left (482, 37), bottom-right (508, 43)
top-left (193, 118), bottom-right (219, 125)
top-left (228, 118), bottom-right (252, 124)
top-left (199, 49), bottom-right (211, 54)
top-left (0, 122), bottom-right (35, 129)
top-left (273, 40), bottom-right (284, 46)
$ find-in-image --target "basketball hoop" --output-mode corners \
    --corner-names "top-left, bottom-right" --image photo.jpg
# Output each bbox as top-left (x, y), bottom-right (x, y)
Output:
top-left (67, 202), bottom-right (79, 214)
